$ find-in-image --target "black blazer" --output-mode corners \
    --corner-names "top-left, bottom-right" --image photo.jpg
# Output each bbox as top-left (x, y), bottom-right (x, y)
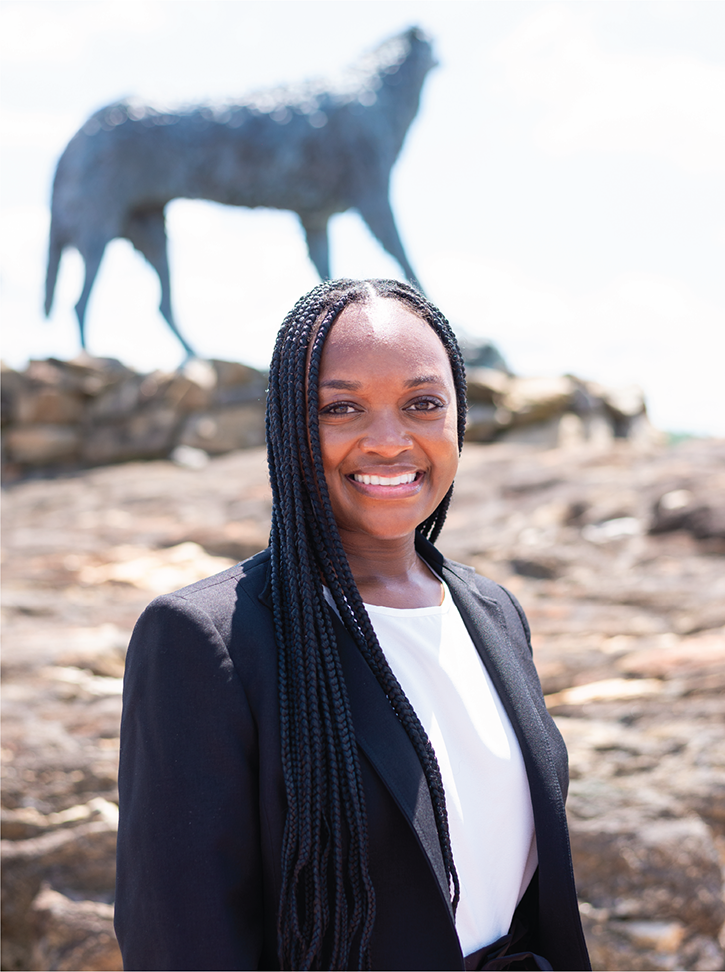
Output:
top-left (115, 536), bottom-right (590, 971)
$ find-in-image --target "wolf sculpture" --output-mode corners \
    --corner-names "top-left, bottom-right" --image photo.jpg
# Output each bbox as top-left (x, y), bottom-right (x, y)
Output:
top-left (44, 27), bottom-right (435, 357)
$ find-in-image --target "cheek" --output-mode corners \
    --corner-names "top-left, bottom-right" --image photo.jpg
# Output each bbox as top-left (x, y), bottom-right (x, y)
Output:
top-left (318, 428), bottom-right (346, 485)
top-left (319, 426), bottom-right (336, 455)
top-left (439, 439), bottom-right (459, 488)
top-left (439, 413), bottom-right (460, 462)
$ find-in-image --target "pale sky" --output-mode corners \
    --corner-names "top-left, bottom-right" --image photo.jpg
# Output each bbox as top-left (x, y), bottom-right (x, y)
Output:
top-left (1, 0), bottom-right (724, 435)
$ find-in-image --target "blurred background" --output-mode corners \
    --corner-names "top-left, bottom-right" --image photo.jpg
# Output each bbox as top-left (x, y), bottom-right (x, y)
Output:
top-left (2, 0), bottom-right (724, 435)
top-left (2, 4), bottom-right (725, 972)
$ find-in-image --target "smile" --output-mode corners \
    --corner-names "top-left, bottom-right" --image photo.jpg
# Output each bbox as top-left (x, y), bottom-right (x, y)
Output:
top-left (352, 472), bottom-right (417, 486)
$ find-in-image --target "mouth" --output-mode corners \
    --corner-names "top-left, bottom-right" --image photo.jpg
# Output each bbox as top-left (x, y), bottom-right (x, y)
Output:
top-left (346, 470), bottom-right (424, 496)
top-left (351, 472), bottom-right (417, 486)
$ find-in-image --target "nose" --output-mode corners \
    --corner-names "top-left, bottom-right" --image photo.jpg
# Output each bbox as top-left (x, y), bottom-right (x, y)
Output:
top-left (360, 407), bottom-right (412, 457)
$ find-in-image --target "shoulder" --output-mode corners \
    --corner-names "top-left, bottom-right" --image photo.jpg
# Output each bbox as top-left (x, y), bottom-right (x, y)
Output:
top-left (416, 532), bottom-right (533, 652)
top-left (164, 546), bottom-right (270, 605)
top-left (134, 547), bottom-right (272, 648)
top-left (441, 554), bottom-right (533, 654)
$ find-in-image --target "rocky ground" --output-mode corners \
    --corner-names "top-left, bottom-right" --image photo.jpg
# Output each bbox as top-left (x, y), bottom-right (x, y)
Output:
top-left (1, 437), bottom-right (724, 971)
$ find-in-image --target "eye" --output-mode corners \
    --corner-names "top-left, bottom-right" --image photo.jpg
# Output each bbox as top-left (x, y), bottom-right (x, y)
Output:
top-left (406, 396), bottom-right (445, 412)
top-left (319, 401), bottom-right (360, 415)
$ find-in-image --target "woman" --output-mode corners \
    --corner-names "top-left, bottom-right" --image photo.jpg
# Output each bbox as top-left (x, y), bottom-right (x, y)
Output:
top-left (115, 279), bottom-right (590, 971)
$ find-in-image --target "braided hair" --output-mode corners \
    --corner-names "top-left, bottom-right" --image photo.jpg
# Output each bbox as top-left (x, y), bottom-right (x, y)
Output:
top-left (266, 279), bottom-right (468, 970)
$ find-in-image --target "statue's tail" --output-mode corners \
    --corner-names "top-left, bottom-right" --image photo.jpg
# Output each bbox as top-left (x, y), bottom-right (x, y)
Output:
top-left (44, 216), bottom-right (63, 317)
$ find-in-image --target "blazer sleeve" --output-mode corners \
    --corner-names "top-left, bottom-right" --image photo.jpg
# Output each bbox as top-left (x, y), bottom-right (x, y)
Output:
top-left (114, 593), bottom-right (263, 971)
top-left (498, 585), bottom-right (533, 654)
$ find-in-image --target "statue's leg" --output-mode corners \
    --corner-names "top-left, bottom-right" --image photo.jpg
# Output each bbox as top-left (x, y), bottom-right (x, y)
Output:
top-left (75, 240), bottom-right (108, 351)
top-left (125, 208), bottom-right (196, 359)
top-left (300, 214), bottom-right (331, 279)
top-left (356, 193), bottom-right (423, 292)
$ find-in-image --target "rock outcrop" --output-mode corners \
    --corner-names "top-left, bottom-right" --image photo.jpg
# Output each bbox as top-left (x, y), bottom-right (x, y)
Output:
top-left (2, 437), bottom-right (723, 970)
top-left (1, 356), bottom-right (662, 476)
top-left (1, 357), bottom-right (267, 475)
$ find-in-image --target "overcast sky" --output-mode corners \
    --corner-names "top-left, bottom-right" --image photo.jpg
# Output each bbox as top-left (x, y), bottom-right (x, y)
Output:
top-left (1, 0), bottom-right (723, 435)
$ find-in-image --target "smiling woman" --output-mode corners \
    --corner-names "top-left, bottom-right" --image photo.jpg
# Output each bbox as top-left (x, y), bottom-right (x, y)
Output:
top-left (114, 279), bottom-right (591, 972)
top-left (318, 299), bottom-right (459, 607)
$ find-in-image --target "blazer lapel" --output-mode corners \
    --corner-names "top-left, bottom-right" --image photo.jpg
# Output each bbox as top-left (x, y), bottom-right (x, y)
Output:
top-left (415, 535), bottom-right (573, 860)
top-left (440, 560), bottom-right (566, 809)
top-left (260, 559), bottom-right (460, 957)
top-left (439, 555), bottom-right (585, 950)
top-left (327, 608), bottom-right (456, 923)
top-left (259, 563), bottom-right (450, 912)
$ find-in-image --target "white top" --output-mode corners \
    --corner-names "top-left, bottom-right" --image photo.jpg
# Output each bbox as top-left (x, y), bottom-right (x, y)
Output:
top-left (358, 582), bottom-right (538, 956)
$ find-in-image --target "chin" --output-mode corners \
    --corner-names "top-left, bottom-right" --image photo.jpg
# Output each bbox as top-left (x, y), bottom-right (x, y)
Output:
top-left (357, 518), bottom-right (426, 541)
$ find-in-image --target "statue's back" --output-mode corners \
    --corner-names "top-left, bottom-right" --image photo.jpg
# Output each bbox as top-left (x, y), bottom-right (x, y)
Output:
top-left (45, 27), bottom-right (435, 357)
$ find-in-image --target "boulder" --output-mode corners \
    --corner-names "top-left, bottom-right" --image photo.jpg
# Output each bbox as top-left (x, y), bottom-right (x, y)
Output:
top-left (0, 362), bottom-right (26, 426)
top-left (88, 371), bottom-right (213, 421)
top-left (598, 383), bottom-right (647, 437)
top-left (82, 407), bottom-right (179, 464)
top-left (154, 372), bottom-right (213, 412)
top-left (210, 358), bottom-right (267, 393)
top-left (570, 812), bottom-right (724, 938)
top-left (175, 358), bottom-right (269, 409)
top-left (464, 403), bottom-right (501, 442)
top-left (685, 503), bottom-right (725, 541)
top-left (558, 707), bottom-right (725, 972)
top-left (1, 798), bottom-right (119, 842)
top-left (14, 385), bottom-right (85, 425)
top-left (4, 424), bottom-right (81, 465)
top-left (501, 413), bottom-right (585, 448)
top-left (460, 338), bottom-right (510, 373)
top-left (85, 375), bottom-right (147, 422)
top-left (179, 403), bottom-right (266, 453)
top-left (464, 367), bottom-right (510, 404)
top-left (30, 887), bottom-right (122, 972)
top-left (1, 818), bottom-right (117, 969)
top-left (25, 357), bottom-right (132, 396)
top-left (581, 906), bottom-right (724, 972)
top-left (500, 376), bottom-right (576, 425)
top-left (651, 490), bottom-right (725, 542)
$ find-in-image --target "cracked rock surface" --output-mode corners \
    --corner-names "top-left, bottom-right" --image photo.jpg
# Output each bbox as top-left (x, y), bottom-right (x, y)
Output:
top-left (2, 439), bottom-right (724, 970)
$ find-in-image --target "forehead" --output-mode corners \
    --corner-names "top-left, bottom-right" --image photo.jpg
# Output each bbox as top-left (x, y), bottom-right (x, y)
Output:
top-left (320, 298), bottom-right (452, 376)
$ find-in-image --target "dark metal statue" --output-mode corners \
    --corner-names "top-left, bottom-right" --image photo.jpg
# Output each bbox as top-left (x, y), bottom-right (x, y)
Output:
top-left (44, 27), bottom-right (435, 357)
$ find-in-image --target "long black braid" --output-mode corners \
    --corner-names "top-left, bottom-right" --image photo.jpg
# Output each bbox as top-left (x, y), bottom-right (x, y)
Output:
top-left (266, 279), bottom-right (468, 970)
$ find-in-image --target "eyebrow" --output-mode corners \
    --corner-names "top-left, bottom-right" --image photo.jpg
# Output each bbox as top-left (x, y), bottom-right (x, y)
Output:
top-left (404, 374), bottom-right (446, 388)
top-left (319, 374), bottom-right (446, 391)
top-left (319, 379), bottom-right (361, 390)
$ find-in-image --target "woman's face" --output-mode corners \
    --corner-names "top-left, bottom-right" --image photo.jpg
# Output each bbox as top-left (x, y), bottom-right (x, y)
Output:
top-left (317, 297), bottom-right (459, 546)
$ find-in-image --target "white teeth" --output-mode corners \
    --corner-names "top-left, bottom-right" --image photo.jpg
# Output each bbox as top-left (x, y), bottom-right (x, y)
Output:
top-left (353, 473), bottom-right (416, 486)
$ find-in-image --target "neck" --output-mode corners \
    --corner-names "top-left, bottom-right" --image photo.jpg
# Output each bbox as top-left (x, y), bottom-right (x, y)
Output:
top-left (338, 530), bottom-right (442, 608)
